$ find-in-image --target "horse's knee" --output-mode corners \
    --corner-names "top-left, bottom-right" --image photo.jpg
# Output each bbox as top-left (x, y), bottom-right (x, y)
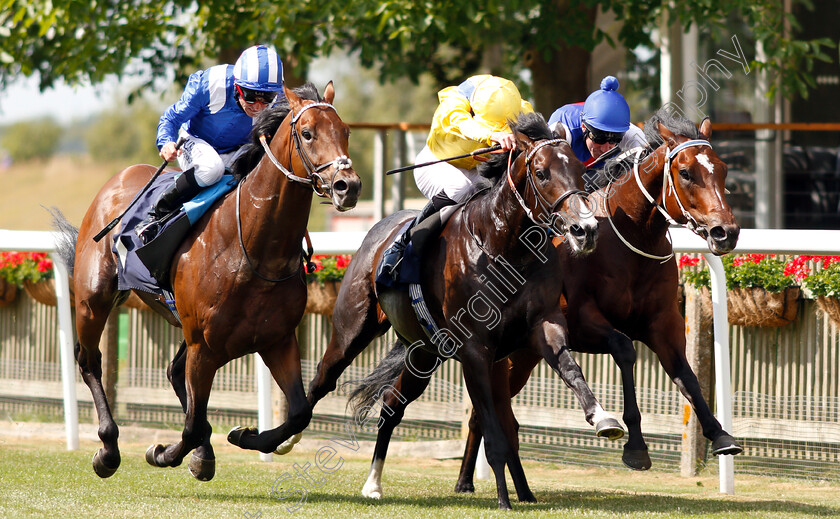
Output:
top-left (98, 421), bottom-right (119, 444)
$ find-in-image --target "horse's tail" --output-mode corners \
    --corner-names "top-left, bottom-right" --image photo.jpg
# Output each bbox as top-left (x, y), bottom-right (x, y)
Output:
top-left (48, 207), bottom-right (78, 278)
top-left (345, 340), bottom-right (407, 421)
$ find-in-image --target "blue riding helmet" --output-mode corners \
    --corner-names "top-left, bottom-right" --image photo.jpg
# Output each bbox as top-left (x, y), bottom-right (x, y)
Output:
top-left (580, 76), bottom-right (631, 134)
top-left (233, 45), bottom-right (284, 92)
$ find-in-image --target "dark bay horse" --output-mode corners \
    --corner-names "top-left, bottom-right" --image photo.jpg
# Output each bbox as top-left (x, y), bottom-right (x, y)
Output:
top-left (350, 109), bottom-right (742, 498)
top-left (52, 83), bottom-right (361, 480)
top-left (303, 113), bottom-right (624, 510)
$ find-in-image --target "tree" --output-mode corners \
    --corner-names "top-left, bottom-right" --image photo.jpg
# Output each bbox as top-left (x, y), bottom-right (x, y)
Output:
top-left (1, 119), bottom-right (62, 162)
top-left (2, 1), bottom-right (833, 114)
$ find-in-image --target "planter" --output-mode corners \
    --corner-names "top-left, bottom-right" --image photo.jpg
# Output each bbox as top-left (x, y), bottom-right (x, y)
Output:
top-left (306, 281), bottom-right (341, 315)
top-left (816, 296), bottom-right (840, 327)
top-left (24, 278), bottom-right (57, 306)
top-left (727, 286), bottom-right (800, 327)
top-left (0, 278), bottom-right (17, 307)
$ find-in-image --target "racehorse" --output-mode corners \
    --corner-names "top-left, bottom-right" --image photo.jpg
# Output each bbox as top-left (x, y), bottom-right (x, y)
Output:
top-left (303, 112), bottom-right (623, 510)
top-left (349, 108), bottom-right (742, 498)
top-left (51, 83), bottom-right (361, 480)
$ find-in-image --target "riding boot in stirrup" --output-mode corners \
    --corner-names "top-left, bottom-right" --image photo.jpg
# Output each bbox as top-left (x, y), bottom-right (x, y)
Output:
top-left (378, 199), bottom-right (439, 282)
top-left (135, 168), bottom-right (201, 243)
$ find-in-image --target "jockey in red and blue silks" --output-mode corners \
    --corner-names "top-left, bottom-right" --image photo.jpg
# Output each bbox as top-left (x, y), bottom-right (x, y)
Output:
top-left (137, 44), bottom-right (284, 242)
top-left (547, 76), bottom-right (647, 170)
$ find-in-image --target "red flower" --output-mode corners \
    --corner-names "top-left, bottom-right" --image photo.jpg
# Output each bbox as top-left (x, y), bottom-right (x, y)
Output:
top-left (678, 255), bottom-right (700, 269)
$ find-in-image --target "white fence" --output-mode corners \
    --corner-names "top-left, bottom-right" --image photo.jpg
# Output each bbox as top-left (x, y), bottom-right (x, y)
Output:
top-left (4, 227), bottom-right (840, 494)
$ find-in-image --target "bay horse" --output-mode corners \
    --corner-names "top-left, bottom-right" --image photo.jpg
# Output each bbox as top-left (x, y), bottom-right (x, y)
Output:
top-left (303, 112), bottom-right (624, 510)
top-left (350, 108), bottom-right (742, 499)
top-left (51, 83), bottom-right (361, 480)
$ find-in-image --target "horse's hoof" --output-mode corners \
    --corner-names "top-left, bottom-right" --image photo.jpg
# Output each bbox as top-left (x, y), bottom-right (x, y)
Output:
top-left (361, 482), bottom-right (382, 499)
top-left (188, 451), bottom-right (216, 481)
top-left (91, 449), bottom-right (120, 478)
top-left (145, 444), bottom-right (168, 467)
top-left (227, 425), bottom-right (258, 448)
top-left (712, 433), bottom-right (743, 456)
top-left (622, 447), bottom-right (652, 470)
top-left (595, 418), bottom-right (625, 441)
top-left (274, 432), bottom-right (303, 455)
top-left (518, 491), bottom-right (537, 503)
top-left (454, 480), bottom-right (475, 493)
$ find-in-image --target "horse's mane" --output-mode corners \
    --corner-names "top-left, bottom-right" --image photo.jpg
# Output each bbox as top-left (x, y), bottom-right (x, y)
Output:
top-left (230, 83), bottom-right (324, 178)
top-left (643, 107), bottom-right (702, 147)
top-left (476, 112), bottom-right (558, 186)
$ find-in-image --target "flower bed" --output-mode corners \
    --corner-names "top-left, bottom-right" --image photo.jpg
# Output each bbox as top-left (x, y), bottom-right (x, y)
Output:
top-left (305, 254), bottom-right (351, 315)
top-left (0, 252), bottom-right (56, 305)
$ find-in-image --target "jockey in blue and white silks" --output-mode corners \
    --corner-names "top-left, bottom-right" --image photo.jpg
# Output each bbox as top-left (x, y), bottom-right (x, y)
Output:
top-left (137, 44), bottom-right (284, 242)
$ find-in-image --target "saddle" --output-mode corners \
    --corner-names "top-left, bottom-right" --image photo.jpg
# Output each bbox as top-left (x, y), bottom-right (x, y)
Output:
top-left (113, 171), bottom-right (238, 295)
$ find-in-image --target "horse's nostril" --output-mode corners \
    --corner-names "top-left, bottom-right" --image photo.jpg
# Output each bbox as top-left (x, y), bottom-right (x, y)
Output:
top-left (710, 225), bottom-right (730, 242)
top-left (333, 180), bottom-right (348, 194)
top-left (571, 224), bottom-right (585, 238)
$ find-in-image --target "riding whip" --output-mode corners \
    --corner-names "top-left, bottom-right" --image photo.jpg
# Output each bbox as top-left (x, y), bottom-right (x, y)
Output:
top-left (386, 145), bottom-right (502, 175)
top-left (93, 136), bottom-right (186, 242)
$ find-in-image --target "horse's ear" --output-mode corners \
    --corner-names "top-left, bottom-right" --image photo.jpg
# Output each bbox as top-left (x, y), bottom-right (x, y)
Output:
top-left (323, 81), bottom-right (335, 104)
top-left (550, 121), bottom-right (566, 141)
top-left (285, 85), bottom-right (302, 113)
top-left (513, 126), bottom-right (533, 152)
top-left (699, 117), bottom-right (712, 140)
top-left (657, 122), bottom-right (678, 148)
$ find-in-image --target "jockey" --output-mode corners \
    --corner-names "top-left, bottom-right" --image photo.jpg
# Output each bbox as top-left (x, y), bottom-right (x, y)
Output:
top-left (547, 75), bottom-right (647, 170)
top-left (378, 75), bottom-right (533, 282)
top-left (136, 44), bottom-right (284, 242)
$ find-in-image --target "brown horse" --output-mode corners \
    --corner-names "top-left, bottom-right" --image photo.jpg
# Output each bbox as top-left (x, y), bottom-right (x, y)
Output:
top-left (350, 109), bottom-right (742, 498)
top-left (303, 113), bottom-right (624, 510)
top-left (51, 83), bottom-right (361, 480)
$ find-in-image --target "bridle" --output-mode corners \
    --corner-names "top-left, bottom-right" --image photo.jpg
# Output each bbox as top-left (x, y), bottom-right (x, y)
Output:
top-left (258, 101), bottom-right (353, 198)
top-left (239, 100), bottom-right (354, 283)
top-left (506, 138), bottom-right (591, 233)
top-left (633, 139), bottom-right (712, 239)
top-left (604, 139), bottom-right (715, 262)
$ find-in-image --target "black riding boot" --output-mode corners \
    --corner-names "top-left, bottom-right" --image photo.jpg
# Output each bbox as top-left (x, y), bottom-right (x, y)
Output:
top-left (135, 168), bottom-right (201, 243)
top-left (378, 192), bottom-right (455, 282)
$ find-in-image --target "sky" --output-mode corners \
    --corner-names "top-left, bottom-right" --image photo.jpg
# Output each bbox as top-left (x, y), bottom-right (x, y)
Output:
top-left (0, 75), bottom-right (124, 126)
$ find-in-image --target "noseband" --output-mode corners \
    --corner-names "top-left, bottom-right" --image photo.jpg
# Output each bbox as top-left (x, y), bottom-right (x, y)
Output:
top-left (258, 101), bottom-right (353, 198)
top-left (633, 139), bottom-right (713, 239)
top-left (506, 138), bottom-right (590, 232)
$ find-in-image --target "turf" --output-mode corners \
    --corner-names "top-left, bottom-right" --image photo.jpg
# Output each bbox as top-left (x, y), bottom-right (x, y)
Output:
top-left (1, 432), bottom-right (838, 518)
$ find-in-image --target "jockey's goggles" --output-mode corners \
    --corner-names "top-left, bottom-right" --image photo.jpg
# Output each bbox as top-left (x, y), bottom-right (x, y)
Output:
top-left (236, 84), bottom-right (277, 105)
top-left (583, 123), bottom-right (624, 145)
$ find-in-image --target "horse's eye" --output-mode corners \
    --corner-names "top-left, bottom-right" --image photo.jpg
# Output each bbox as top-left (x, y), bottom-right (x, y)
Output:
top-left (302, 129), bottom-right (313, 141)
top-left (679, 169), bottom-right (691, 182)
top-left (535, 169), bottom-right (546, 180)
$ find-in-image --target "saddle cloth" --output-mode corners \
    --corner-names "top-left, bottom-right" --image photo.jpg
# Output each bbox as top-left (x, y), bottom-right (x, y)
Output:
top-left (113, 171), bottom-right (237, 294)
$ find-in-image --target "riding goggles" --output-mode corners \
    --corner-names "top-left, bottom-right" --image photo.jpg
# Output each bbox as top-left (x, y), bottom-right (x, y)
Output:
top-left (584, 123), bottom-right (624, 145)
top-left (236, 84), bottom-right (277, 105)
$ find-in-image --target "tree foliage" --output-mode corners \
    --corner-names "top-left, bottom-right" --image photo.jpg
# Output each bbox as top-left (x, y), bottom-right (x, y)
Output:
top-left (1, 119), bottom-right (62, 161)
top-left (85, 101), bottom-right (162, 165)
top-left (1, 0), bottom-right (833, 113)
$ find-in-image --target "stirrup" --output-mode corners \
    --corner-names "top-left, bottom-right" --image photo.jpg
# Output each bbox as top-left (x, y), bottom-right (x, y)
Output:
top-left (379, 240), bottom-right (406, 281)
top-left (135, 216), bottom-right (161, 244)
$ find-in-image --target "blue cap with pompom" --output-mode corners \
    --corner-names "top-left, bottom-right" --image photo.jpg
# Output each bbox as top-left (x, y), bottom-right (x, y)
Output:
top-left (580, 75), bottom-right (630, 133)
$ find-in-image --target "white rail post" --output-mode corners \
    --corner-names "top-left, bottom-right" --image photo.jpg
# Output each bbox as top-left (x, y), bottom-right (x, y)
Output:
top-left (704, 253), bottom-right (734, 494)
top-left (51, 254), bottom-right (79, 450)
top-left (257, 356), bottom-right (273, 462)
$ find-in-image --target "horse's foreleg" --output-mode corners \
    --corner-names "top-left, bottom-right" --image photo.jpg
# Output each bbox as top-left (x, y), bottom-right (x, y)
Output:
top-left (536, 320), bottom-right (625, 440)
top-left (229, 334), bottom-right (312, 454)
top-left (146, 345), bottom-right (217, 481)
top-left (647, 319), bottom-right (742, 456)
top-left (459, 346), bottom-right (515, 510)
top-left (608, 330), bottom-right (651, 470)
top-left (456, 350), bottom-right (539, 494)
top-left (75, 301), bottom-right (121, 478)
top-left (361, 351), bottom-right (436, 500)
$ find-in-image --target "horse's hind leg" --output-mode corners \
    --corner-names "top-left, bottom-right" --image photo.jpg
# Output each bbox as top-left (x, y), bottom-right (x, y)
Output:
top-left (167, 340), bottom-right (188, 413)
top-left (146, 344), bottom-right (217, 480)
top-left (359, 344), bottom-right (437, 500)
top-left (75, 294), bottom-right (121, 477)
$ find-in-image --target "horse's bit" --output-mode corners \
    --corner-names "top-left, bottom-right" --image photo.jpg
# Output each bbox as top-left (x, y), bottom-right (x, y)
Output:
top-left (506, 138), bottom-right (591, 233)
top-left (258, 101), bottom-right (353, 198)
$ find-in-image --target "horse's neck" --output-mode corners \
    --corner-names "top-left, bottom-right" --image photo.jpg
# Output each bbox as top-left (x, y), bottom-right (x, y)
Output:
top-left (236, 152), bottom-right (314, 271)
top-left (469, 176), bottom-right (543, 262)
top-left (607, 146), bottom-right (671, 236)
